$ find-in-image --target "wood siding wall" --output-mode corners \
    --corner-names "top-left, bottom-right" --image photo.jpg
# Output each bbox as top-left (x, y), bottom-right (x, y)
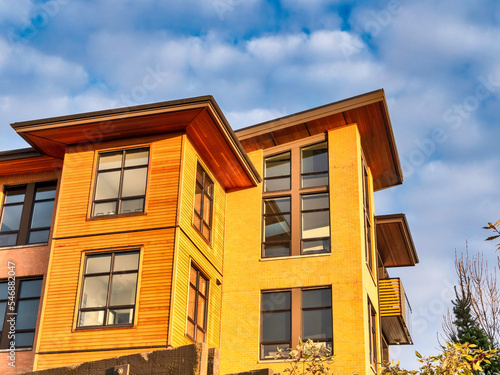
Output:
top-left (34, 134), bottom-right (183, 370)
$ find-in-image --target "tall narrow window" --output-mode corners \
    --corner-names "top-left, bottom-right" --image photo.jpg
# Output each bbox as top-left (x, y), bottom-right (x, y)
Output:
top-left (0, 181), bottom-right (56, 247)
top-left (193, 164), bottom-right (213, 242)
top-left (262, 197), bottom-right (291, 257)
top-left (262, 138), bottom-right (329, 258)
top-left (0, 278), bottom-right (43, 349)
top-left (92, 148), bottom-right (149, 217)
top-left (362, 160), bottom-right (373, 271)
top-left (261, 287), bottom-right (332, 360)
top-left (368, 300), bottom-right (378, 368)
top-left (78, 250), bottom-right (139, 328)
top-left (187, 264), bottom-right (209, 343)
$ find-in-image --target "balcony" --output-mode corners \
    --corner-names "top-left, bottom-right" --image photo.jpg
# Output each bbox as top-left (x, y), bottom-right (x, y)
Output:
top-left (379, 278), bottom-right (413, 345)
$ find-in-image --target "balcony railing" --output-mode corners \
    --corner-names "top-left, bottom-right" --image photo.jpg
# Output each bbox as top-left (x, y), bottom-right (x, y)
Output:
top-left (379, 278), bottom-right (413, 345)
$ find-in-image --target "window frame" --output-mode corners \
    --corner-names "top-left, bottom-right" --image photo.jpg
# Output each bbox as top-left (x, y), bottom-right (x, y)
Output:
top-left (193, 163), bottom-right (214, 243)
top-left (368, 299), bottom-right (378, 369)
top-left (260, 286), bottom-right (332, 360)
top-left (262, 135), bottom-right (330, 258)
top-left (91, 147), bottom-right (150, 218)
top-left (362, 157), bottom-right (373, 273)
top-left (76, 249), bottom-right (140, 329)
top-left (0, 181), bottom-right (57, 247)
top-left (186, 263), bottom-right (209, 343)
top-left (0, 277), bottom-right (43, 350)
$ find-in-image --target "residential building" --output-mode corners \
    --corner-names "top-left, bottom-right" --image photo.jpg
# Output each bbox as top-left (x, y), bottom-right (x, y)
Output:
top-left (0, 90), bottom-right (418, 375)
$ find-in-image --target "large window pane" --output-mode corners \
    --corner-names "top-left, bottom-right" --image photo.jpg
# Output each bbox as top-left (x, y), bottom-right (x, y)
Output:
top-left (303, 309), bottom-right (332, 339)
top-left (302, 142), bottom-right (328, 174)
top-left (264, 197), bottom-right (290, 214)
top-left (81, 276), bottom-right (109, 308)
top-left (19, 279), bottom-right (43, 298)
top-left (79, 310), bottom-right (105, 327)
top-left (187, 265), bottom-right (209, 342)
top-left (28, 229), bottom-right (50, 244)
top-left (302, 194), bottom-right (329, 211)
top-left (86, 254), bottom-right (112, 274)
top-left (93, 201), bottom-right (117, 216)
top-left (16, 299), bottom-right (40, 330)
top-left (263, 243), bottom-right (290, 257)
top-left (0, 233), bottom-right (17, 247)
top-left (265, 152), bottom-right (291, 178)
top-left (109, 273), bottom-right (137, 306)
top-left (302, 173), bottom-right (329, 188)
top-left (303, 289), bottom-right (331, 308)
top-left (15, 332), bottom-right (35, 348)
top-left (264, 214), bottom-right (291, 242)
top-left (107, 308), bottom-right (134, 325)
top-left (193, 165), bottom-right (213, 241)
top-left (1, 205), bottom-right (23, 231)
top-left (98, 152), bottom-right (122, 170)
top-left (113, 252), bottom-right (139, 272)
top-left (30, 201), bottom-right (55, 229)
top-left (122, 167), bottom-right (147, 197)
top-left (95, 171), bottom-right (121, 200)
top-left (302, 211), bottom-right (329, 239)
top-left (120, 198), bottom-right (144, 214)
top-left (125, 150), bottom-right (149, 167)
top-left (262, 292), bottom-right (290, 311)
top-left (262, 311), bottom-right (291, 342)
top-left (35, 185), bottom-right (56, 200)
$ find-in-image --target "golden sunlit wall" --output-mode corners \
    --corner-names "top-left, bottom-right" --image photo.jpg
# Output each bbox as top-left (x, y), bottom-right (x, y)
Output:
top-left (168, 135), bottom-right (225, 350)
top-left (220, 125), bottom-right (379, 375)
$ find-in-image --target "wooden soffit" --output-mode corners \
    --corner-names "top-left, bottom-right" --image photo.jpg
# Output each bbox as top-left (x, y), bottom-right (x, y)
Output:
top-left (376, 213), bottom-right (419, 268)
top-left (236, 89), bottom-right (402, 191)
top-left (0, 148), bottom-right (62, 177)
top-left (11, 97), bottom-right (260, 190)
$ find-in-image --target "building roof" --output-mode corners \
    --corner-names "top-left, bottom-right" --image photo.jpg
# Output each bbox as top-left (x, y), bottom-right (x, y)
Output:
top-left (11, 96), bottom-right (261, 190)
top-left (235, 89), bottom-right (403, 191)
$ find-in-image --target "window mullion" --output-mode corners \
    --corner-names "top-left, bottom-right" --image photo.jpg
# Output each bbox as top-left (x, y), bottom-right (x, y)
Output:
top-left (17, 183), bottom-right (35, 245)
top-left (104, 253), bottom-right (115, 325)
top-left (116, 151), bottom-right (126, 214)
top-left (291, 288), bottom-right (301, 348)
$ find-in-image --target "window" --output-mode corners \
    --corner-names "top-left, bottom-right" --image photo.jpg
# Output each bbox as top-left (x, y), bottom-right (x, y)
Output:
top-left (78, 250), bottom-right (139, 328)
top-left (362, 159), bottom-right (373, 272)
top-left (0, 181), bottom-right (57, 247)
top-left (368, 300), bottom-right (378, 368)
top-left (0, 278), bottom-right (43, 349)
top-left (92, 148), bottom-right (149, 217)
top-left (193, 164), bottom-right (213, 242)
top-left (262, 140), bottom-right (329, 257)
top-left (261, 287), bottom-right (332, 360)
top-left (187, 264), bottom-right (208, 343)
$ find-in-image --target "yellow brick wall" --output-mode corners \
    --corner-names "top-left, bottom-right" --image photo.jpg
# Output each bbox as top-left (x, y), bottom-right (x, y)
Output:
top-left (220, 125), bottom-right (379, 375)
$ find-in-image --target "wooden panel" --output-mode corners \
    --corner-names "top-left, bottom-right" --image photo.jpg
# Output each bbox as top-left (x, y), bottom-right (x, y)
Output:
top-left (240, 134), bottom-right (275, 152)
top-left (35, 230), bottom-right (175, 369)
top-left (54, 133), bottom-right (182, 239)
top-left (306, 112), bottom-right (346, 135)
top-left (187, 109), bottom-right (256, 189)
top-left (270, 124), bottom-right (310, 145)
top-left (0, 155), bottom-right (62, 176)
top-left (375, 215), bottom-right (418, 267)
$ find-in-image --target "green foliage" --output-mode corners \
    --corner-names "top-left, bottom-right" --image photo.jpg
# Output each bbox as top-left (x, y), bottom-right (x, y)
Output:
top-left (275, 339), bottom-right (335, 375)
top-left (483, 220), bottom-right (500, 251)
top-left (381, 342), bottom-right (498, 375)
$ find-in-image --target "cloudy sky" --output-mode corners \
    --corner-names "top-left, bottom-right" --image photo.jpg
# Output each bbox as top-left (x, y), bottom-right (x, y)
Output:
top-left (1, 0), bottom-right (499, 369)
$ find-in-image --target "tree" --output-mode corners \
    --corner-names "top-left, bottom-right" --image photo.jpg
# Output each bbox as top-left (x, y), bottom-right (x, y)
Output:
top-left (484, 220), bottom-right (500, 252)
top-left (275, 339), bottom-right (335, 375)
top-left (381, 342), bottom-right (497, 375)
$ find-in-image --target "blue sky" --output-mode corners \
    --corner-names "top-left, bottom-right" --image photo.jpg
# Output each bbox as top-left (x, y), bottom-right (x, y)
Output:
top-left (1, 0), bottom-right (499, 369)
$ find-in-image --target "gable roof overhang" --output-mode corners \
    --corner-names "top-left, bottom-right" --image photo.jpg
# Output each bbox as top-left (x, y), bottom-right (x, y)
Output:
top-left (0, 147), bottom-right (62, 177)
top-left (11, 96), bottom-right (261, 190)
top-left (235, 89), bottom-right (402, 191)
top-left (375, 213), bottom-right (419, 268)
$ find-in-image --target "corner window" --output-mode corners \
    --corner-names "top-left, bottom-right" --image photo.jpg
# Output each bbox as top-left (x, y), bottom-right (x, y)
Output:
top-left (261, 287), bottom-right (332, 360)
top-left (0, 181), bottom-right (57, 247)
top-left (187, 264), bottom-right (208, 343)
top-left (362, 159), bottom-right (373, 272)
top-left (0, 278), bottom-right (43, 349)
top-left (368, 299), bottom-right (377, 368)
top-left (92, 148), bottom-right (149, 217)
top-left (78, 250), bottom-right (139, 328)
top-left (262, 140), bottom-right (329, 258)
top-left (193, 164), bottom-right (213, 242)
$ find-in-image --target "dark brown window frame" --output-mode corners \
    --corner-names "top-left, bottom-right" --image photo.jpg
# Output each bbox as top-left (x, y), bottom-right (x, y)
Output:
top-left (186, 263), bottom-right (209, 343)
top-left (260, 286), bottom-right (332, 360)
top-left (77, 249), bottom-right (140, 329)
top-left (0, 181), bottom-right (57, 247)
top-left (193, 163), bottom-right (214, 242)
top-left (91, 147), bottom-right (150, 218)
top-left (362, 157), bottom-right (373, 273)
top-left (262, 135), bottom-right (329, 258)
top-left (0, 277), bottom-right (43, 350)
top-left (368, 299), bottom-right (378, 368)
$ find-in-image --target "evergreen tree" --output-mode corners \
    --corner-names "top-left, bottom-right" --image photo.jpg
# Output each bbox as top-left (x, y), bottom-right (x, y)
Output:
top-left (450, 286), bottom-right (500, 374)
